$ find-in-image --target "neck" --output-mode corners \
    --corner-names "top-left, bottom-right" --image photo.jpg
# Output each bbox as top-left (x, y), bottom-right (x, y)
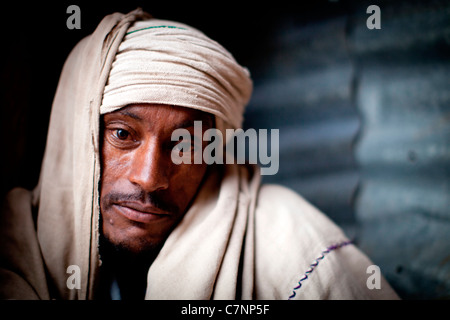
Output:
top-left (98, 235), bottom-right (161, 300)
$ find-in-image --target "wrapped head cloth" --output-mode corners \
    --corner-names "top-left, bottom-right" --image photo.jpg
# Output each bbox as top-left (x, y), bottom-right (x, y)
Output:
top-left (100, 19), bottom-right (253, 134)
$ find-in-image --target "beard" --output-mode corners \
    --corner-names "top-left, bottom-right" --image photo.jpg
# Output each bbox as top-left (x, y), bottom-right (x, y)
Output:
top-left (98, 214), bottom-right (162, 266)
top-left (98, 216), bottom-right (161, 300)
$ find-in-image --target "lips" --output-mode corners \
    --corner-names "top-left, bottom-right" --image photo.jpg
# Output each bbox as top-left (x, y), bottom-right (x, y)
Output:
top-left (113, 202), bottom-right (169, 224)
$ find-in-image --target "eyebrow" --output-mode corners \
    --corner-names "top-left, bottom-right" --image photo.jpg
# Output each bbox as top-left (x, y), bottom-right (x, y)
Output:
top-left (174, 118), bottom-right (214, 131)
top-left (174, 120), bottom-right (196, 130)
top-left (118, 110), bottom-right (143, 121)
top-left (116, 110), bottom-right (213, 129)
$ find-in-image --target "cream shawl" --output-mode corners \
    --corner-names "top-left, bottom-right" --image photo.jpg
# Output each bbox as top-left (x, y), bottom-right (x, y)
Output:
top-left (0, 9), bottom-right (399, 300)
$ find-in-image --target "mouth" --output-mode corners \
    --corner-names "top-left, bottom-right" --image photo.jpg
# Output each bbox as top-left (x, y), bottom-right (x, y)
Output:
top-left (112, 202), bottom-right (170, 224)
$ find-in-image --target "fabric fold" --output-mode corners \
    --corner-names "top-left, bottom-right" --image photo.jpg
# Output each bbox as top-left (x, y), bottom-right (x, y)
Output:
top-left (145, 164), bottom-right (260, 299)
top-left (100, 19), bottom-right (253, 132)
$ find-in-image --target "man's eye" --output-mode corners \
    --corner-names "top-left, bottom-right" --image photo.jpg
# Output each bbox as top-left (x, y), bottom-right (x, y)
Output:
top-left (115, 129), bottom-right (130, 140)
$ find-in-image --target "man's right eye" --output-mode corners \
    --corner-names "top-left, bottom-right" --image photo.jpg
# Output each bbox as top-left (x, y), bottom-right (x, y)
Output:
top-left (115, 129), bottom-right (130, 140)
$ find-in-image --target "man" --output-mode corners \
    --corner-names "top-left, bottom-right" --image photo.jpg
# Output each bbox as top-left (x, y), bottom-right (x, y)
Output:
top-left (0, 9), bottom-right (398, 300)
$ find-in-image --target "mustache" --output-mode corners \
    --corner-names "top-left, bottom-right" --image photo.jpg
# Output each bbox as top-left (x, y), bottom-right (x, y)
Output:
top-left (102, 189), bottom-right (179, 214)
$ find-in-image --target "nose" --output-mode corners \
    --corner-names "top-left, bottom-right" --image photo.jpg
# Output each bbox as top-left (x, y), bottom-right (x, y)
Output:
top-left (128, 139), bottom-right (170, 193)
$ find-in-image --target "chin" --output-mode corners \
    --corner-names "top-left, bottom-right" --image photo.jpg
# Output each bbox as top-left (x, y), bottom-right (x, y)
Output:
top-left (112, 229), bottom-right (166, 254)
top-left (100, 207), bottom-right (179, 254)
top-left (100, 220), bottom-right (168, 257)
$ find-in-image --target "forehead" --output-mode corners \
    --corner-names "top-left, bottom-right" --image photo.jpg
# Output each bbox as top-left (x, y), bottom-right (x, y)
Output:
top-left (103, 103), bottom-right (214, 129)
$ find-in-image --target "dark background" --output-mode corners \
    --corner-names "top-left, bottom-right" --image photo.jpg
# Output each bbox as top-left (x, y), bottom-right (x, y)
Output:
top-left (1, 0), bottom-right (449, 299)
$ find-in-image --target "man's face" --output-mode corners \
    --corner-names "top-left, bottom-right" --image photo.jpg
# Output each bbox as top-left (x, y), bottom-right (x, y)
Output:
top-left (100, 104), bottom-right (213, 255)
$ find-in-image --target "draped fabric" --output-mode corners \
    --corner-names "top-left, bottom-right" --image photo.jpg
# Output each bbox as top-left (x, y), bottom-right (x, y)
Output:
top-left (101, 19), bottom-right (253, 137)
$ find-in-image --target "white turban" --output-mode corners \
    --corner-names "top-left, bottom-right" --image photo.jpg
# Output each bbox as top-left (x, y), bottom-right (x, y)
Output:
top-left (100, 19), bottom-right (253, 131)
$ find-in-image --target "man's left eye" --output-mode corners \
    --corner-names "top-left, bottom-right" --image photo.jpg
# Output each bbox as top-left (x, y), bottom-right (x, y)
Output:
top-left (115, 129), bottom-right (130, 140)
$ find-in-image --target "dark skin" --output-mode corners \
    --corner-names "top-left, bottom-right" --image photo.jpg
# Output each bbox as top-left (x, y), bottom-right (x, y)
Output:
top-left (99, 103), bottom-right (213, 299)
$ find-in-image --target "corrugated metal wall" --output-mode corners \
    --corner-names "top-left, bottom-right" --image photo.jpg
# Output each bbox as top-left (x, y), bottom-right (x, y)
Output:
top-left (350, 0), bottom-right (450, 299)
top-left (244, 15), bottom-right (359, 235)
top-left (244, 0), bottom-right (450, 299)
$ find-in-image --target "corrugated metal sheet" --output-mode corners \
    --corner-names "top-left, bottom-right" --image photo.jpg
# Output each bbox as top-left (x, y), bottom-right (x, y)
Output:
top-left (244, 16), bottom-right (359, 231)
top-left (349, 0), bottom-right (450, 299)
top-left (244, 0), bottom-right (450, 299)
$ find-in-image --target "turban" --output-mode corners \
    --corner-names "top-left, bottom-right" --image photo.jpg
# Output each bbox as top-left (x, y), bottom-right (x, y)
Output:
top-left (100, 19), bottom-right (253, 132)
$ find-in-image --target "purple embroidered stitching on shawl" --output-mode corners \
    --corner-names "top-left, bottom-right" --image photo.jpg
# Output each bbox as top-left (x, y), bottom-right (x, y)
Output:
top-left (288, 240), bottom-right (353, 300)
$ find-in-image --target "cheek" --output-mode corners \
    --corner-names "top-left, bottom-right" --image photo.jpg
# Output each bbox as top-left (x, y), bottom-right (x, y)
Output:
top-left (100, 140), bottom-right (208, 210)
top-left (99, 147), bottom-right (132, 233)
top-left (99, 146), bottom-right (133, 215)
top-left (101, 145), bottom-right (130, 185)
top-left (169, 164), bottom-right (208, 206)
